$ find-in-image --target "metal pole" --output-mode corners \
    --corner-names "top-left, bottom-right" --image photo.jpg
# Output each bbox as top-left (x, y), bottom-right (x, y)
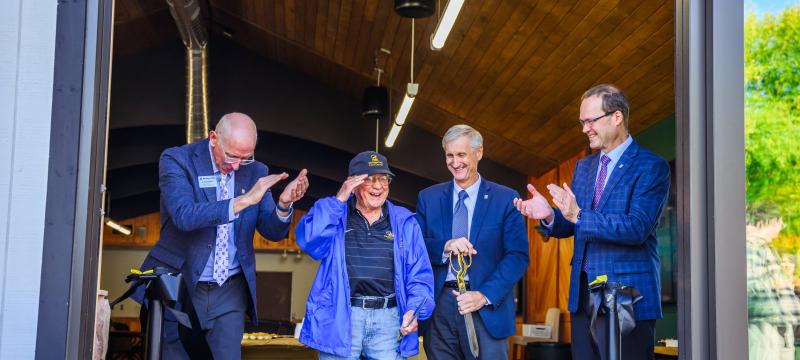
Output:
top-left (145, 300), bottom-right (163, 360)
top-left (607, 289), bottom-right (620, 360)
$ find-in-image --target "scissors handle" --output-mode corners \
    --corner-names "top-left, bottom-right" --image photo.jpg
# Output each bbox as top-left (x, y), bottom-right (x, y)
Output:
top-left (448, 252), bottom-right (473, 273)
top-left (448, 252), bottom-right (472, 292)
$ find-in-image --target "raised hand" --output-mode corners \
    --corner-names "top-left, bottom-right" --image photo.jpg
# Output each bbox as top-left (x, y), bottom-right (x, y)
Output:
top-left (513, 184), bottom-right (555, 222)
top-left (278, 169), bottom-right (309, 205)
top-left (335, 174), bottom-right (368, 202)
top-left (235, 172), bottom-right (289, 213)
top-left (547, 182), bottom-right (580, 223)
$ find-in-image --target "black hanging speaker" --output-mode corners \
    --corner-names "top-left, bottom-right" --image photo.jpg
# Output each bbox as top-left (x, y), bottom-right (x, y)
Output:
top-left (394, 0), bottom-right (435, 18)
top-left (362, 86), bottom-right (389, 119)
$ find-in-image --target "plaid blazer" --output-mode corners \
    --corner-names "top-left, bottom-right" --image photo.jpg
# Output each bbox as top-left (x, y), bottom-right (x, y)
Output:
top-left (543, 140), bottom-right (670, 320)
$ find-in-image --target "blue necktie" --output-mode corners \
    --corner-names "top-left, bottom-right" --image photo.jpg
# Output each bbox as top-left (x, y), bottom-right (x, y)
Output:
top-left (448, 190), bottom-right (470, 281)
top-left (452, 190), bottom-right (469, 240)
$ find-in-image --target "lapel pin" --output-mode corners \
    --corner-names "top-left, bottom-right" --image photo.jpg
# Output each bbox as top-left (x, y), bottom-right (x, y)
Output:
top-left (484, 194), bottom-right (488, 199)
top-left (619, 164), bottom-right (624, 168)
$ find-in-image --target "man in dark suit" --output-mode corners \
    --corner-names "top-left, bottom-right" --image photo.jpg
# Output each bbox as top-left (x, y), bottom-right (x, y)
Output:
top-left (138, 112), bottom-right (309, 359)
top-left (416, 124), bottom-right (529, 359)
top-left (514, 84), bottom-right (670, 359)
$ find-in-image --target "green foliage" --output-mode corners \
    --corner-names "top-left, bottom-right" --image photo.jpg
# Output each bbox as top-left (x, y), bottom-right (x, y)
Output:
top-left (745, 6), bottom-right (800, 111)
top-left (745, 5), bottom-right (800, 236)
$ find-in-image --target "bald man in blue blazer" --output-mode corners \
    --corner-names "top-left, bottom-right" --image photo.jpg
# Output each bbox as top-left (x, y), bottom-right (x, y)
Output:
top-left (137, 113), bottom-right (309, 359)
top-left (416, 124), bottom-right (529, 360)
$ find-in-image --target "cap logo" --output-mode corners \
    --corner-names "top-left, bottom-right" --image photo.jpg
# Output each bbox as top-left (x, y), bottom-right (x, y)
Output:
top-left (368, 154), bottom-right (384, 167)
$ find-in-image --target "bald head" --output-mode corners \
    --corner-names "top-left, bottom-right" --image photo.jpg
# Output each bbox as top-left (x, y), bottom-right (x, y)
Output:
top-left (216, 112), bottom-right (258, 145)
top-left (210, 112), bottom-right (259, 174)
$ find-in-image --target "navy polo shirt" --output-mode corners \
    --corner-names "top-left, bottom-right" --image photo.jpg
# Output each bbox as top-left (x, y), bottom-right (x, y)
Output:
top-left (345, 198), bottom-right (395, 297)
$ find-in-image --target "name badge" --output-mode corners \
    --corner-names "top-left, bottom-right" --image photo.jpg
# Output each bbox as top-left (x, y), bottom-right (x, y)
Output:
top-left (198, 175), bottom-right (217, 188)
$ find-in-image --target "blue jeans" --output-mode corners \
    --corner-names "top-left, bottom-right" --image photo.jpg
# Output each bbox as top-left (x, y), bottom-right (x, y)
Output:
top-left (319, 306), bottom-right (403, 360)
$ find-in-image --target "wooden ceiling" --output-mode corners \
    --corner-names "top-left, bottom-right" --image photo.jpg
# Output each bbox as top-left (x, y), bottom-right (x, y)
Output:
top-left (114, 0), bottom-right (675, 176)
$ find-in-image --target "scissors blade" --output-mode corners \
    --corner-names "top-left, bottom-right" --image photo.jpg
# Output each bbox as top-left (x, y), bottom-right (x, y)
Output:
top-left (397, 297), bottom-right (428, 340)
top-left (464, 313), bottom-right (480, 357)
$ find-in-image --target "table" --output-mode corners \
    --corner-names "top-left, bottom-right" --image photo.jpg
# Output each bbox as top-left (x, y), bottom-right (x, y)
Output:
top-left (654, 345), bottom-right (678, 359)
top-left (241, 337), bottom-right (317, 360)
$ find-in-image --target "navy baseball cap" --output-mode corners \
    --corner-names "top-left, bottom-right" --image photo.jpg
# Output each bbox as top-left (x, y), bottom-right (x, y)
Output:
top-left (348, 151), bottom-right (395, 177)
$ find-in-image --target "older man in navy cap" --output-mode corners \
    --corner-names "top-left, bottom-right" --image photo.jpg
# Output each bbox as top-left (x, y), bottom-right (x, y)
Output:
top-left (296, 151), bottom-right (435, 359)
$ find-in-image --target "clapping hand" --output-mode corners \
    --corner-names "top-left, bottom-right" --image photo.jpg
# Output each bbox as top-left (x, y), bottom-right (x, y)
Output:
top-left (513, 184), bottom-right (555, 222)
top-left (547, 182), bottom-right (580, 223)
top-left (278, 169), bottom-right (309, 206)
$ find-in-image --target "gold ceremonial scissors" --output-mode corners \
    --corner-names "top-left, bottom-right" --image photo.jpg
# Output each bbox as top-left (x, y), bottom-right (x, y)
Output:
top-left (448, 252), bottom-right (472, 293)
top-left (448, 251), bottom-right (480, 357)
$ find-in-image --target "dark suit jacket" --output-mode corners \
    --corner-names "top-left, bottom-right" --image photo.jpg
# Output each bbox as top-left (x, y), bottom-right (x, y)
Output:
top-left (416, 179), bottom-right (529, 338)
top-left (542, 140), bottom-right (670, 320)
top-left (138, 139), bottom-right (289, 324)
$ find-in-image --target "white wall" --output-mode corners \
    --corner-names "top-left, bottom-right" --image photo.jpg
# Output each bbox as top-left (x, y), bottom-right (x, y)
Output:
top-left (101, 249), bottom-right (319, 321)
top-left (0, 0), bottom-right (57, 358)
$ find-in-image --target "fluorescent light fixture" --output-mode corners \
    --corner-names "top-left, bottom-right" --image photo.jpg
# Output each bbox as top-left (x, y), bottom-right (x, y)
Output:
top-left (385, 123), bottom-right (404, 148)
top-left (395, 92), bottom-right (416, 126)
top-left (385, 83), bottom-right (418, 148)
top-left (431, 0), bottom-right (465, 50)
top-left (106, 219), bottom-right (132, 236)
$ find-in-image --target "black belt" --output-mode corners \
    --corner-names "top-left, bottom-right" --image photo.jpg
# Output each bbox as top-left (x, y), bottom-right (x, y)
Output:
top-left (197, 272), bottom-right (242, 287)
top-left (444, 280), bottom-right (469, 290)
top-left (351, 295), bottom-right (397, 309)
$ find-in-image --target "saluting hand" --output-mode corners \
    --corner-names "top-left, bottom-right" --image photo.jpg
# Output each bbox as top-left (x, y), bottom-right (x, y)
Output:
top-left (335, 175), bottom-right (368, 202)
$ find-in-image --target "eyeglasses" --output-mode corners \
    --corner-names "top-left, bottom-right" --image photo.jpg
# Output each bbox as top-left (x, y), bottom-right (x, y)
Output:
top-left (364, 174), bottom-right (392, 186)
top-left (216, 139), bottom-right (255, 165)
top-left (579, 111), bottom-right (615, 127)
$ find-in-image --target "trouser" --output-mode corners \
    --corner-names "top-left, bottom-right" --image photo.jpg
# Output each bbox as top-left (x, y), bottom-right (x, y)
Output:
top-left (319, 305), bottom-right (403, 360)
top-left (423, 289), bottom-right (508, 360)
top-left (161, 273), bottom-right (248, 360)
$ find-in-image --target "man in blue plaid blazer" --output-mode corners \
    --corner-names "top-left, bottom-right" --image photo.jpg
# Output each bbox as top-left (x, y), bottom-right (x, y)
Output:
top-left (514, 84), bottom-right (670, 359)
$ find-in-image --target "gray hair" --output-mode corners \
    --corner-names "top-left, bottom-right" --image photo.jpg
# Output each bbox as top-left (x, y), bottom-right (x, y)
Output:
top-left (442, 124), bottom-right (483, 150)
top-left (581, 84), bottom-right (630, 129)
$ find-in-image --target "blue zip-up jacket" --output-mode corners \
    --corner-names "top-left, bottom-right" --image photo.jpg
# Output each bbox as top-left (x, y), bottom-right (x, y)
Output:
top-left (296, 197), bottom-right (435, 358)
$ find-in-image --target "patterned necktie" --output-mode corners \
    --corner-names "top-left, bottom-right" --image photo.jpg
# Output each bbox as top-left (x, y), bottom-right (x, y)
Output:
top-left (213, 173), bottom-right (231, 285)
top-left (591, 155), bottom-right (611, 210)
top-left (452, 190), bottom-right (469, 239)
top-left (585, 155), bottom-right (611, 273)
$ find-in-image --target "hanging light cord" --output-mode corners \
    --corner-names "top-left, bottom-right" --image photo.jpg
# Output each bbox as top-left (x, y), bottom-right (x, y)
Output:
top-left (411, 19), bottom-right (415, 84)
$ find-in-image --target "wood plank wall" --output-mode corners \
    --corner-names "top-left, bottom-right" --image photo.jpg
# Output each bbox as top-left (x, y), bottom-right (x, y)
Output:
top-left (524, 148), bottom-right (588, 344)
top-left (103, 209), bottom-right (307, 251)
